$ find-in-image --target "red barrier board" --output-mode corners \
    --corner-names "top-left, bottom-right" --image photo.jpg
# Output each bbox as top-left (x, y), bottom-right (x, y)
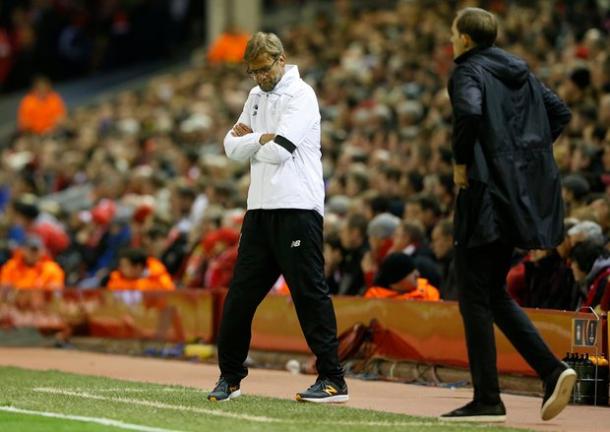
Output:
top-left (1, 288), bottom-right (599, 376)
top-left (251, 295), bottom-right (595, 376)
top-left (0, 289), bottom-right (214, 343)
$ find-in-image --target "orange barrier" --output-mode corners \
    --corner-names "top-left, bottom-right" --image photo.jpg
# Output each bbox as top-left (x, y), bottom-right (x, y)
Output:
top-left (0, 289), bottom-right (214, 343)
top-left (0, 288), bottom-right (602, 376)
top-left (251, 295), bottom-right (597, 376)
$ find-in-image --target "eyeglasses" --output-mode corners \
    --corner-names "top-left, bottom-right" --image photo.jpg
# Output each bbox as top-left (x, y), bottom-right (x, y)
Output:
top-left (246, 57), bottom-right (279, 77)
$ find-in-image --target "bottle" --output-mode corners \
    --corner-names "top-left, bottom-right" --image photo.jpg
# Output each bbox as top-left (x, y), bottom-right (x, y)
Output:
top-left (573, 354), bottom-right (583, 404)
top-left (581, 354), bottom-right (594, 405)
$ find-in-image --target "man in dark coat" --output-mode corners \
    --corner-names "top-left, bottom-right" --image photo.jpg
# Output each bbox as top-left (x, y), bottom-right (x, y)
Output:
top-left (440, 7), bottom-right (576, 423)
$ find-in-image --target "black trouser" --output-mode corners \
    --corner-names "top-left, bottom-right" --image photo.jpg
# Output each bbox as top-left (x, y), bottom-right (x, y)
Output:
top-left (455, 240), bottom-right (562, 404)
top-left (217, 209), bottom-right (343, 384)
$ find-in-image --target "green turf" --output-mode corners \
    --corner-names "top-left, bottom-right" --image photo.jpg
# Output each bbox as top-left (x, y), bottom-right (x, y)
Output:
top-left (0, 411), bottom-right (121, 432)
top-left (0, 366), bottom-right (530, 432)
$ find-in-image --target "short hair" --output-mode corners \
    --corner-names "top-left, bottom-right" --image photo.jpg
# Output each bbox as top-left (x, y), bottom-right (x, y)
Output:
top-left (244, 32), bottom-right (284, 62)
top-left (570, 240), bottom-right (607, 274)
top-left (402, 221), bottom-right (425, 244)
top-left (418, 195), bottom-right (442, 217)
top-left (346, 213), bottom-right (369, 238)
top-left (382, 167), bottom-right (402, 182)
top-left (120, 248), bottom-right (148, 267)
top-left (347, 170), bottom-right (369, 192)
top-left (456, 7), bottom-right (498, 47)
top-left (324, 235), bottom-right (342, 251)
top-left (407, 171), bottom-right (424, 192)
top-left (436, 219), bottom-right (454, 238)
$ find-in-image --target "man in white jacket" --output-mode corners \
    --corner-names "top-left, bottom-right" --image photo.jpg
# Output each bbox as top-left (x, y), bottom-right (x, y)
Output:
top-left (208, 32), bottom-right (348, 404)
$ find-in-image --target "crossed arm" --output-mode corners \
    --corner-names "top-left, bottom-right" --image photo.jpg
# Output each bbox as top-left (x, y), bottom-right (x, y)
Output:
top-left (231, 123), bottom-right (274, 145)
top-left (224, 123), bottom-right (289, 164)
top-left (223, 87), bottom-right (318, 164)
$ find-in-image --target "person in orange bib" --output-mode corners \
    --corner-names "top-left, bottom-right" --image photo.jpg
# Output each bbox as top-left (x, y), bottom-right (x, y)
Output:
top-left (0, 236), bottom-right (64, 290)
top-left (207, 25), bottom-right (250, 65)
top-left (364, 252), bottom-right (440, 301)
top-left (17, 76), bottom-right (66, 135)
top-left (106, 248), bottom-right (175, 291)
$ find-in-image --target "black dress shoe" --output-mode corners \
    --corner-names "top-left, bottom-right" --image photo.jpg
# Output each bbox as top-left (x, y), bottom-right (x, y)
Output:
top-left (541, 362), bottom-right (576, 421)
top-left (440, 400), bottom-right (506, 422)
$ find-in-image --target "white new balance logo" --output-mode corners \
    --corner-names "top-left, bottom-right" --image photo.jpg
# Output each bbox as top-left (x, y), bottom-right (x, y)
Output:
top-left (290, 240), bottom-right (301, 248)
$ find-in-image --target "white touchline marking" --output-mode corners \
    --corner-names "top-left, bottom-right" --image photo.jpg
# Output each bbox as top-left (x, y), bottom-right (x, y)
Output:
top-left (34, 387), bottom-right (206, 393)
top-left (0, 406), bottom-right (183, 432)
top-left (32, 387), bottom-right (485, 428)
top-left (33, 387), bottom-right (278, 423)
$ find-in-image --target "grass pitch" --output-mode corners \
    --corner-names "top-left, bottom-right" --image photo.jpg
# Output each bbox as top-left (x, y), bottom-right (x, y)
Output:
top-left (0, 366), bottom-right (529, 432)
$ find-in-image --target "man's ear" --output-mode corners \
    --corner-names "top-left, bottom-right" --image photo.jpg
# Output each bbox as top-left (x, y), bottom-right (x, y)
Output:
top-left (461, 33), bottom-right (473, 49)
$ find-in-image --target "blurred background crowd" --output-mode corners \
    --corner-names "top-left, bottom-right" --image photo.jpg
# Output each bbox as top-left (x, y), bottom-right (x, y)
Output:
top-left (0, 0), bottom-right (204, 92)
top-left (0, 0), bottom-right (608, 313)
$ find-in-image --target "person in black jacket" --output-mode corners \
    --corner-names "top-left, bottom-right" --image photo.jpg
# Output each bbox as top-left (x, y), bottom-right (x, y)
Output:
top-left (440, 7), bottom-right (576, 423)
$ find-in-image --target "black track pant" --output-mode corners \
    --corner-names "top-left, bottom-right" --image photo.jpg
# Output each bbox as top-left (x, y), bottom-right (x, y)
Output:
top-left (217, 209), bottom-right (343, 384)
top-left (455, 240), bottom-right (562, 404)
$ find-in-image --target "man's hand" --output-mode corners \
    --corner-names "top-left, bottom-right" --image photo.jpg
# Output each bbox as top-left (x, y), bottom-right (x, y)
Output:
top-left (453, 164), bottom-right (469, 188)
top-left (259, 133), bottom-right (275, 145)
top-left (231, 123), bottom-right (253, 137)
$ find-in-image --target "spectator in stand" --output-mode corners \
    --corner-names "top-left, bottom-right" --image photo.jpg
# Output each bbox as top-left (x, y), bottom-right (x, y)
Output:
top-left (201, 227), bottom-right (240, 290)
top-left (361, 212), bottom-right (400, 287)
top-left (561, 174), bottom-right (590, 216)
top-left (404, 195), bottom-right (442, 238)
top-left (8, 197), bottom-right (69, 257)
top-left (337, 213), bottom-right (368, 295)
top-left (0, 235), bottom-right (64, 290)
top-left (141, 225), bottom-right (170, 260)
top-left (364, 252), bottom-right (439, 301)
top-left (17, 76), bottom-right (66, 134)
top-left (567, 220), bottom-right (604, 246)
top-left (323, 235), bottom-right (343, 295)
top-left (391, 219), bottom-right (442, 289)
top-left (377, 167), bottom-right (405, 217)
top-left (431, 219), bottom-right (458, 300)
top-left (207, 24), bottom-right (250, 65)
top-left (507, 218), bottom-right (581, 311)
top-left (570, 239), bottom-right (610, 313)
top-left (589, 196), bottom-right (609, 236)
top-left (106, 248), bottom-right (174, 291)
top-left (161, 185), bottom-right (197, 276)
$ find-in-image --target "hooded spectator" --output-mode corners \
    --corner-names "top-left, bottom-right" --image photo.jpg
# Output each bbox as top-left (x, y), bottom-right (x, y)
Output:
top-left (364, 252), bottom-right (439, 301)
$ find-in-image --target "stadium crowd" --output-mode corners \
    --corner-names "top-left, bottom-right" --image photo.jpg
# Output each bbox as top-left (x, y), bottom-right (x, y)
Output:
top-left (0, 0), bottom-right (203, 92)
top-left (0, 0), bottom-right (609, 312)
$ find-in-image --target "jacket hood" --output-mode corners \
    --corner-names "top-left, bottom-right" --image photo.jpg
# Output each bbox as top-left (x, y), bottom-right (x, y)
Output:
top-left (458, 46), bottom-right (529, 87)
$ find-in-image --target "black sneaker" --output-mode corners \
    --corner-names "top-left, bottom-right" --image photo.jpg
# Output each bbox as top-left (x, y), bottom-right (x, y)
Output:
top-left (207, 377), bottom-right (241, 402)
top-left (541, 362), bottom-right (576, 421)
top-left (296, 378), bottom-right (349, 403)
top-left (440, 400), bottom-right (506, 422)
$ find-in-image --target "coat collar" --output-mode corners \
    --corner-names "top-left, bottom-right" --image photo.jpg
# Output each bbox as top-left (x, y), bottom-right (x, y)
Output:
top-left (266, 64), bottom-right (299, 94)
top-left (454, 44), bottom-right (492, 64)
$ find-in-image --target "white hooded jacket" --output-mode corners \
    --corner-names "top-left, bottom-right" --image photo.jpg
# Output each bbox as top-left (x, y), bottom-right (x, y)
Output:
top-left (223, 65), bottom-right (324, 215)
